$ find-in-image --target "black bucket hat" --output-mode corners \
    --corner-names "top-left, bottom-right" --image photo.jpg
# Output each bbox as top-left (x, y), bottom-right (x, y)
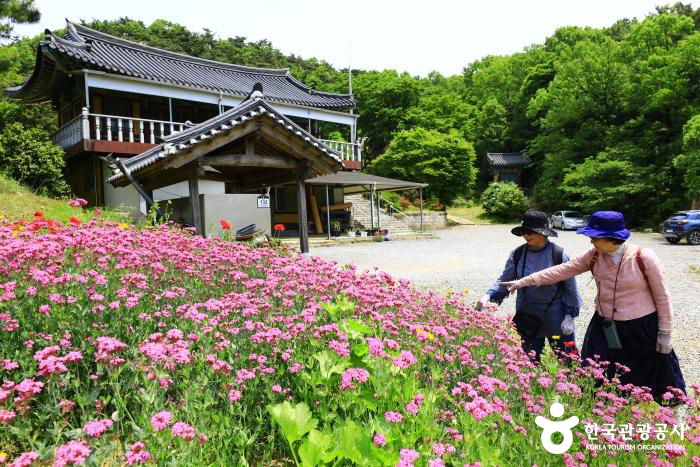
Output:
top-left (511, 210), bottom-right (558, 237)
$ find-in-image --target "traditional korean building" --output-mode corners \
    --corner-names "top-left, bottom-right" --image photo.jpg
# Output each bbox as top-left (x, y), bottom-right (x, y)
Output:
top-left (486, 151), bottom-right (530, 186)
top-left (6, 20), bottom-right (426, 252)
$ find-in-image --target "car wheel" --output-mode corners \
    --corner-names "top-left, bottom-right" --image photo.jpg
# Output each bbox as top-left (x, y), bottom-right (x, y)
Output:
top-left (688, 230), bottom-right (700, 245)
top-left (665, 237), bottom-right (680, 244)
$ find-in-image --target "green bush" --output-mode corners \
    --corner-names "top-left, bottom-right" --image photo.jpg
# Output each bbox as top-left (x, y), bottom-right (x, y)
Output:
top-left (0, 122), bottom-right (69, 197)
top-left (480, 182), bottom-right (528, 220)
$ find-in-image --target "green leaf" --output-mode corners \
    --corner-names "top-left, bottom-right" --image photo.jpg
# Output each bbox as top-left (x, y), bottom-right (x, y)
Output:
top-left (267, 401), bottom-right (318, 445)
top-left (334, 419), bottom-right (374, 465)
top-left (346, 319), bottom-right (373, 335)
top-left (299, 429), bottom-right (336, 466)
top-left (313, 350), bottom-right (348, 381)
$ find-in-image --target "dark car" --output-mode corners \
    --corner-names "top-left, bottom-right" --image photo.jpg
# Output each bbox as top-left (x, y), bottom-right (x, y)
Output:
top-left (661, 210), bottom-right (700, 245)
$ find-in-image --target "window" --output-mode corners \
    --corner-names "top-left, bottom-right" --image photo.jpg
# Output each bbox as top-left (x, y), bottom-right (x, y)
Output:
top-left (274, 186), bottom-right (298, 213)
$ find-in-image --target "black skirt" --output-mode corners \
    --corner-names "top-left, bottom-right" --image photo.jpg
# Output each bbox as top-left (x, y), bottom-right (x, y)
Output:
top-left (582, 312), bottom-right (686, 403)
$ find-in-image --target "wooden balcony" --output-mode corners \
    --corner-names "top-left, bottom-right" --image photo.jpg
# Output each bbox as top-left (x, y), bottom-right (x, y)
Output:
top-left (51, 108), bottom-right (362, 168)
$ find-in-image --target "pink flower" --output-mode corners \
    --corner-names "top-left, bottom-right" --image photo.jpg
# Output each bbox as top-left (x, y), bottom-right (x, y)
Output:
top-left (68, 198), bottom-right (88, 207)
top-left (373, 433), bottom-right (386, 447)
top-left (124, 441), bottom-right (151, 465)
top-left (53, 440), bottom-right (90, 466)
top-left (171, 422), bottom-right (196, 441)
top-left (228, 389), bottom-right (242, 402)
top-left (150, 411), bottom-right (172, 431)
top-left (59, 400), bottom-right (75, 414)
top-left (339, 368), bottom-right (370, 390)
top-left (9, 451), bottom-right (38, 467)
top-left (0, 408), bottom-right (16, 424)
top-left (405, 402), bottom-right (419, 415)
top-left (83, 419), bottom-right (113, 438)
top-left (384, 411), bottom-right (403, 423)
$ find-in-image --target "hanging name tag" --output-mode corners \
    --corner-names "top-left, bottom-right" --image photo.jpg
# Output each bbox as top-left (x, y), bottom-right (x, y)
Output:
top-left (257, 194), bottom-right (270, 208)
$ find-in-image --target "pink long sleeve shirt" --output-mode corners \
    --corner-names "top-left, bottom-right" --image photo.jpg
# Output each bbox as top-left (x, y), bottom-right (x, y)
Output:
top-left (516, 244), bottom-right (672, 330)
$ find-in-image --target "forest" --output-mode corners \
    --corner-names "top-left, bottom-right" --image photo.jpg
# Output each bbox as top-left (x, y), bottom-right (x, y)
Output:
top-left (2, 3), bottom-right (700, 226)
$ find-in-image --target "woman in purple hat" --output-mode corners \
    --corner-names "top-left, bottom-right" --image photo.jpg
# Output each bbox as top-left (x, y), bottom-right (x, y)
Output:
top-left (476, 210), bottom-right (583, 363)
top-left (501, 211), bottom-right (686, 402)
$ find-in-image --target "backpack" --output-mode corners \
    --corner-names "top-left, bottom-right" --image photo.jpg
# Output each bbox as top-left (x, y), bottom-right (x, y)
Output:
top-left (513, 243), bottom-right (564, 278)
top-left (589, 247), bottom-right (650, 289)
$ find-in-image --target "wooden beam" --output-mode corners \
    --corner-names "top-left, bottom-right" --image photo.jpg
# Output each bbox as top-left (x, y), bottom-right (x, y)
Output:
top-left (238, 171), bottom-right (297, 192)
top-left (296, 168), bottom-right (309, 254)
top-left (258, 125), bottom-right (341, 175)
top-left (162, 121), bottom-right (260, 171)
top-left (308, 185), bottom-right (323, 234)
top-left (200, 153), bottom-right (297, 169)
top-left (188, 175), bottom-right (202, 236)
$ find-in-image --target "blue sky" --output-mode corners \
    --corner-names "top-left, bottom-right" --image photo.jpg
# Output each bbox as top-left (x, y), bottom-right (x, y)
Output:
top-left (14, 0), bottom-right (699, 77)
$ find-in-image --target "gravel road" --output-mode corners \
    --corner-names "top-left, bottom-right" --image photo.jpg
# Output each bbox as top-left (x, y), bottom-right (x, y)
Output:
top-left (311, 225), bottom-right (700, 386)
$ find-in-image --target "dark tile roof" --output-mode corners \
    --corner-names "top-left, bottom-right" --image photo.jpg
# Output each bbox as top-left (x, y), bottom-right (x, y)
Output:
top-left (107, 97), bottom-right (341, 184)
top-left (486, 152), bottom-right (531, 169)
top-left (6, 20), bottom-right (355, 111)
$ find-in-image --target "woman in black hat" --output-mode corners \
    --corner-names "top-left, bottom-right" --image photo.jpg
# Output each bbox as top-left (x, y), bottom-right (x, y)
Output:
top-left (476, 210), bottom-right (583, 362)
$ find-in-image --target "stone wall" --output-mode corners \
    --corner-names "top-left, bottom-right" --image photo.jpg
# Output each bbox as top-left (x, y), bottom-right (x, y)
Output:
top-left (402, 211), bottom-right (448, 229)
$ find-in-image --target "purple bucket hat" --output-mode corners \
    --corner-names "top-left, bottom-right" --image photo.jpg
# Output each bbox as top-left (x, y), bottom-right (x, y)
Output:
top-left (576, 211), bottom-right (630, 241)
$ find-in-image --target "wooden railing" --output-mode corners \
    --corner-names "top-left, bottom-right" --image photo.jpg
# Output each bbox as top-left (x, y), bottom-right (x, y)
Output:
top-left (51, 108), bottom-right (361, 164)
top-left (318, 139), bottom-right (362, 162)
top-left (51, 114), bottom-right (83, 148)
top-left (89, 113), bottom-right (186, 144)
top-left (51, 107), bottom-right (186, 149)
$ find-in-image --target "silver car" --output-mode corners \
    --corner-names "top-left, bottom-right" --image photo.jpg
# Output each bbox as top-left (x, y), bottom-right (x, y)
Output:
top-left (551, 211), bottom-right (587, 230)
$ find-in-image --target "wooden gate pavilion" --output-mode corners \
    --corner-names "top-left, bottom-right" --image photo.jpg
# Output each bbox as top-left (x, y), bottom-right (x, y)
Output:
top-left (108, 96), bottom-right (342, 254)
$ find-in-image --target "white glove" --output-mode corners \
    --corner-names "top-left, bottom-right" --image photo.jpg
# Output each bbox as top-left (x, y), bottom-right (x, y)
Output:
top-left (475, 294), bottom-right (491, 311)
top-left (561, 315), bottom-right (575, 335)
top-left (656, 329), bottom-right (672, 354)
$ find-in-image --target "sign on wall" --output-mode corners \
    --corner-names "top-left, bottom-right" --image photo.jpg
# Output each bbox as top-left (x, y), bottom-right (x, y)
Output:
top-left (257, 194), bottom-right (270, 208)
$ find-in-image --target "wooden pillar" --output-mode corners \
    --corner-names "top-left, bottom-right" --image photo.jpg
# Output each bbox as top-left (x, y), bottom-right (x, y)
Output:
top-left (189, 176), bottom-right (203, 236)
top-left (325, 184), bottom-right (331, 240)
top-left (308, 186), bottom-right (323, 234)
top-left (95, 156), bottom-right (104, 206)
top-left (692, 199), bottom-right (700, 210)
top-left (296, 167), bottom-right (310, 255)
top-left (419, 187), bottom-right (424, 232)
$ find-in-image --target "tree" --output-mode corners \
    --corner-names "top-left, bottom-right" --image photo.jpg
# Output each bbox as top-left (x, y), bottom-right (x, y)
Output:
top-left (676, 115), bottom-right (700, 206)
top-left (0, 0), bottom-right (39, 40)
top-left (0, 122), bottom-right (69, 196)
top-left (367, 128), bottom-right (477, 205)
top-left (559, 145), bottom-right (657, 226)
top-left (352, 71), bottom-right (421, 162)
top-left (480, 182), bottom-right (529, 221)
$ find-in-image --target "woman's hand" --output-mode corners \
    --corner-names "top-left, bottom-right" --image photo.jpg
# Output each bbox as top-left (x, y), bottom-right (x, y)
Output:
top-left (499, 280), bottom-right (524, 293)
top-left (656, 329), bottom-right (673, 354)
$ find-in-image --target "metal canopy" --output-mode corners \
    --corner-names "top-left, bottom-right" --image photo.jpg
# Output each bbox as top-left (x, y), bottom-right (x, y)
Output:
top-left (306, 171), bottom-right (428, 194)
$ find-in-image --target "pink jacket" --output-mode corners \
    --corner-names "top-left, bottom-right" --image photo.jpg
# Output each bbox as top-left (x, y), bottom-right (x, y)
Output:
top-left (516, 244), bottom-right (672, 330)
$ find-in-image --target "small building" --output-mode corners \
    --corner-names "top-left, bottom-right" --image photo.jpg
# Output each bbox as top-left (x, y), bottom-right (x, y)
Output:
top-left (486, 152), bottom-right (530, 186)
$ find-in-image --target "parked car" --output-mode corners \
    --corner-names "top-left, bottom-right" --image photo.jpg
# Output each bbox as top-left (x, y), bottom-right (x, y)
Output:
top-left (661, 210), bottom-right (700, 245)
top-left (550, 211), bottom-right (587, 230)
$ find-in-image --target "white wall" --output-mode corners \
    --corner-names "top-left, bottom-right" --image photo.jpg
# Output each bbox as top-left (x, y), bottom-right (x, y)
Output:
top-left (102, 160), bottom-right (142, 217)
top-left (153, 180), bottom-right (225, 201)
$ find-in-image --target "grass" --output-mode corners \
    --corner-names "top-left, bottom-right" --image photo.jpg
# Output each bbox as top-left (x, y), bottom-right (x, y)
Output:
top-left (690, 265), bottom-right (700, 275)
top-left (0, 174), bottom-right (130, 224)
top-left (447, 204), bottom-right (502, 225)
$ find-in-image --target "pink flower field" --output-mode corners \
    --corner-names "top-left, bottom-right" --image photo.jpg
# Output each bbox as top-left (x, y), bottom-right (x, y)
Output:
top-left (0, 218), bottom-right (698, 466)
